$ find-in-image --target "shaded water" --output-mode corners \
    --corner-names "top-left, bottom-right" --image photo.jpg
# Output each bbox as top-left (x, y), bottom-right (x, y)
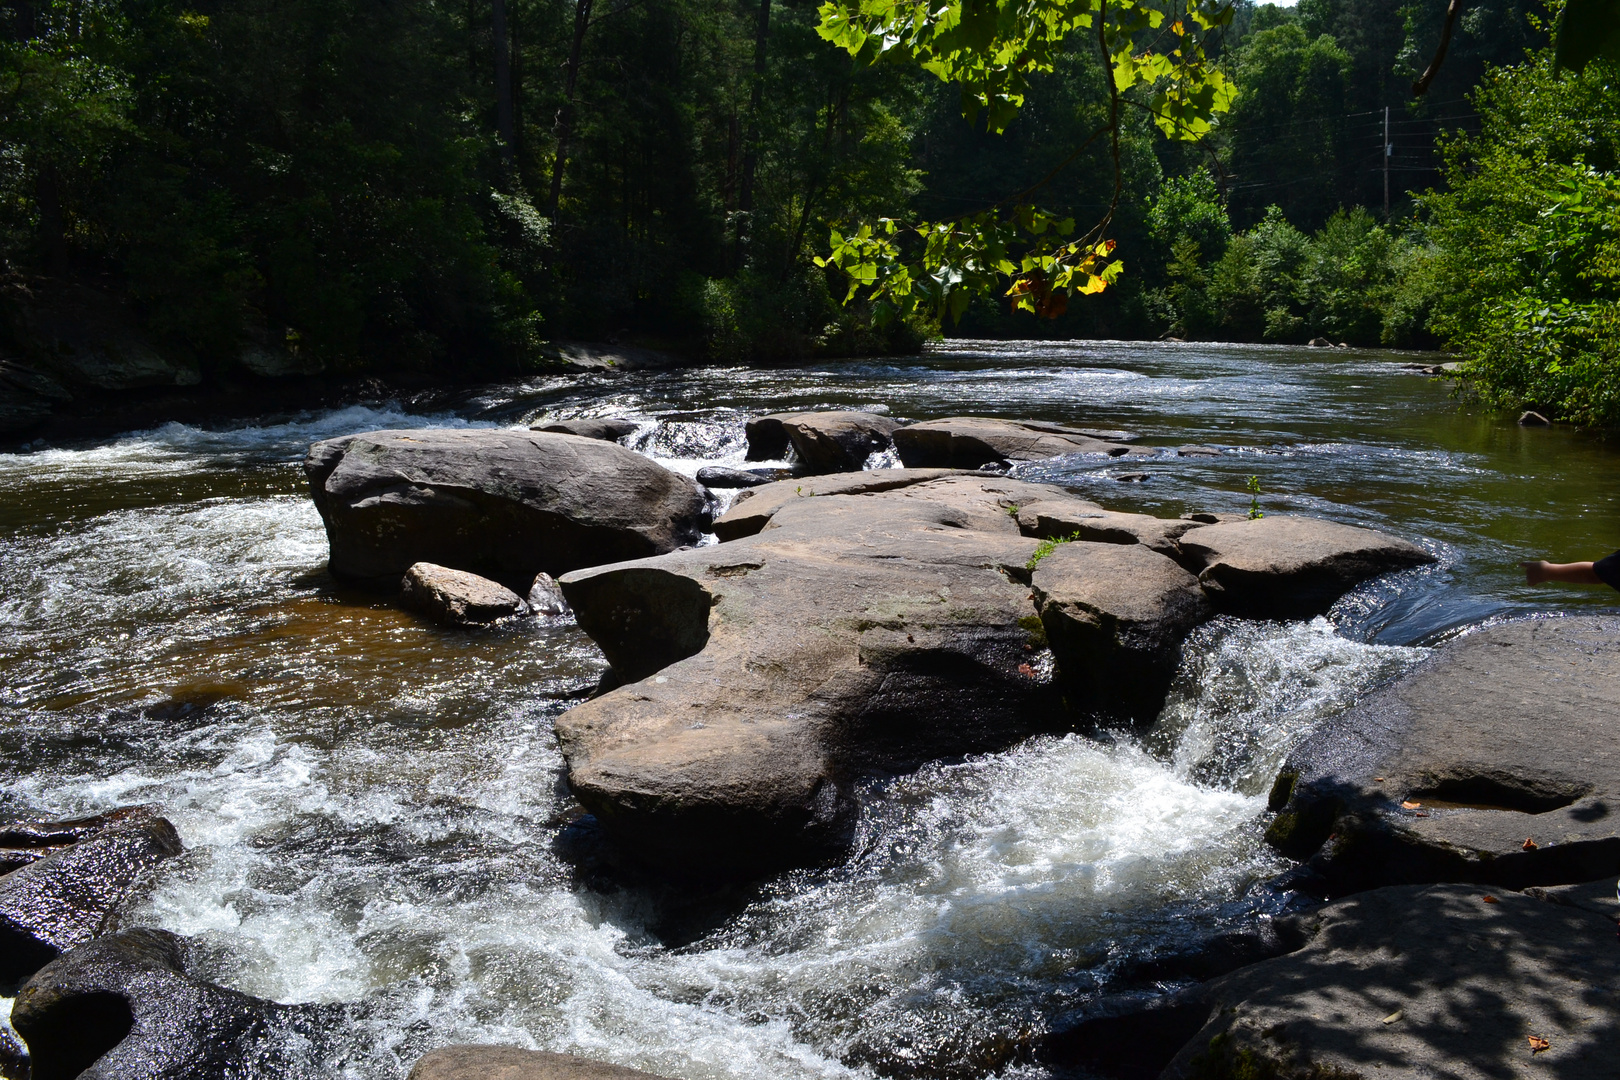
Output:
top-left (0, 341), bottom-right (1615, 1078)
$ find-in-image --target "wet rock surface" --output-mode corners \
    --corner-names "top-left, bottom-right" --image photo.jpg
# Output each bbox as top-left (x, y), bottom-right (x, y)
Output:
top-left (531, 417), bottom-right (640, 441)
top-left (556, 475), bottom-right (1096, 877)
top-left (12, 928), bottom-right (349, 1080)
top-left (408, 1046), bottom-right (675, 1080)
top-left (402, 562), bottom-right (530, 626)
top-left (777, 411), bottom-right (902, 473)
top-left (0, 806), bottom-right (181, 990)
top-left (710, 468), bottom-right (968, 540)
top-left (694, 465), bottom-right (779, 488)
top-left (1031, 542), bottom-right (1213, 722)
top-left (1160, 883), bottom-right (1620, 1080)
top-left (892, 416), bottom-right (1146, 468)
top-left (304, 428), bottom-right (712, 589)
top-left (1177, 515), bottom-right (1434, 618)
top-left (1268, 616), bottom-right (1620, 894)
top-left (526, 572), bottom-right (570, 615)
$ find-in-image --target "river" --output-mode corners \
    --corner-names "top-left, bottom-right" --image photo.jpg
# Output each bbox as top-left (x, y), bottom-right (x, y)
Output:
top-left (0, 340), bottom-right (1615, 1079)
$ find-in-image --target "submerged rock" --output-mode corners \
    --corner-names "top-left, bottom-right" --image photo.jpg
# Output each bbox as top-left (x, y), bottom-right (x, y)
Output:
top-left (402, 562), bottom-right (529, 626)
top-left (12, 928), bottom-right (347, 1080)
top-left (892, 417), bottom-right (1146, 468)
top-left (408, 1046), bottom-right (675, 1080)
top-left (0, 806), bottom-right (181, 990)
top-left (304, 429), bottom-right (711, 589)
top-left (555, 476), bottom-right (1103, 876)
top-left (1267, 616), bottom-right (1620, 894)
top-left (1176, 515), bottom-right (1434, 618)
top-left (1031, 542), bottom-right (1212, 722)
top-left (1160, 883), bottom-right (1620, 1080)
top-left (531, 417), bottom-right (640, 442)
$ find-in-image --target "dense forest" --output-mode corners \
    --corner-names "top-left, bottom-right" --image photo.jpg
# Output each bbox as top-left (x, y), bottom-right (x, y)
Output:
top-left (7, 0), bottom-right (1618, 422)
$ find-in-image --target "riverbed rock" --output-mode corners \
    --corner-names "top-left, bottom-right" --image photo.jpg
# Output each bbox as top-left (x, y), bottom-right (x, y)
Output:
top-left (526, 572), bottom-right (570, 616)
top-left (892, 417), bottom-right (1148, 468)
top-left (532, 417), bottom-right (640, 442)
top-left (1031, 542), bottom-right (1213, 722)
top-left (402, 562), bottom-right (530, 626)
top-left (0, 806), bottom-right (182, 990)
top-left (555, 476), bottom-right (1099, 876)
top-left (11, 928), bottom-right (347, 1080)
top-left (1016, 505), bottom-right (1199, 559)
top-left (778, 411), bottom-right (902, 473)
top-left (1160, 883), bottom-right (1620, 1080)
top-left (743, 412), bottom-right (796, 460)
top-left (304, 429), bottom-right (712, 589)
top-left (694, 465), bottom-right (779, 488)
top-left (408, 1046), bottom-right (675, 1080)
top-left (1266, 616), bottom-right (1620, 895)
top-left (1175, 515), bottom-right (1434, 618)
top-left (710, 468), bottom-right (969, 541)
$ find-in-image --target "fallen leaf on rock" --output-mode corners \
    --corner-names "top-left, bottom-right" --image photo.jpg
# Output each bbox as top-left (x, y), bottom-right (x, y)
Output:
top-left (1529, 1035), bottom-right (1550, 1053)
top-left (1381, 1010), bottom-right (1403, 1025)
top-left (1401, 801), bottom-right (1422, 809)
top-left (1523, 837), bottom-right (1537, 850)
top-left (1017, 663), bottom-right (1035, 677)
top-left (1373, 777), bottom-right (1385, 782)
top-left (1482, 895), bottom-right (1500, 904)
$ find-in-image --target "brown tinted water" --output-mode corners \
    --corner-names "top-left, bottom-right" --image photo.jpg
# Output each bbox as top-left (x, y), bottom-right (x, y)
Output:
top-left (0, 342), bottom-right (1612, 1079)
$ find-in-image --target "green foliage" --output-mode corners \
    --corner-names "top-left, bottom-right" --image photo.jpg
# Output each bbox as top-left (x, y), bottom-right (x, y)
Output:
top-left (1027, 531), bottom-right (1081, 569)
top-left (1246, 474), bottom-right (1264, 519)
top-left (814, 0), bottom-right (1237, 323)
top-left (1424, 45), bottom-right (1620, 425)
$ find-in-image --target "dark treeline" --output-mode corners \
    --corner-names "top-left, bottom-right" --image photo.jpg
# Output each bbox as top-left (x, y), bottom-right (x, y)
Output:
top-left (0, 0), bottom-right (1548, 384)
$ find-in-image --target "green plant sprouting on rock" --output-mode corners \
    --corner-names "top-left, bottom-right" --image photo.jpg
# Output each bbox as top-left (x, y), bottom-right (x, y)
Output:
top-left (1246, 475), bottom-right (1264, 519)
top-left (1027, 531), bottom-right (1083, 570)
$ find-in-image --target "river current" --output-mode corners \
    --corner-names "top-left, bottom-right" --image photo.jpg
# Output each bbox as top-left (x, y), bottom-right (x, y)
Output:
top-left (1, 340), bottom-right (1616, 1078)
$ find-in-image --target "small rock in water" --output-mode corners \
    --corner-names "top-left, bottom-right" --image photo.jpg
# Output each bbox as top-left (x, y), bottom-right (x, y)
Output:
top-left (402, 563), bottom-right (529, 626)
top-left (695, 465), bottom-right (777, 488)
top-left (526, 572), bottom-right (570, 616)
top-left (1519, 410), bottom-right (1551, 426)
top-left (0, 805), bottom-right (182, 990)
top-left (531, 417), bottom-right (640, 442)
top-left (1308, 337), bottom-right (1333, 347)
top-left (409, 1046), bottom-right (676, 1079)
top-left (1114, 472), bottom-right (1151, 482)
top-left (1177, 445), bottom-right (1222, 458)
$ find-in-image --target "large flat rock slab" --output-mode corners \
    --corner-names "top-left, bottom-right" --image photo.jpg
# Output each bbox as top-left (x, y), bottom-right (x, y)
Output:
top-left (893, 417), bottom-right (1147, 468)
top-left (1268, 616), bottom-right (1620, 894)
top-left (557, 476), bottom-right (1090, 876)
top-left (304, 429), bottom-right (711, 589)
top-left (710, 468), bottom-right (969, 540)
top-left (1177, 515), bottom-right (1434, 618)
top-left (1162, 883), bottom-right (1620, 1080)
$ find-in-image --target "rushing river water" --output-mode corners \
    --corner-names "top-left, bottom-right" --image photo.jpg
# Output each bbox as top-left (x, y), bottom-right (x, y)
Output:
top-left (1, 340), bottom-right (1617, 1079)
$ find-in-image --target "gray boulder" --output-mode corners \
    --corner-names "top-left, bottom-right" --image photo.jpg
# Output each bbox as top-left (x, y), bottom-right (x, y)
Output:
top-left (0, 806), bottom-right (182, 989)
top-left (1177, 515), bottom-right (1434, 618)
top-left (11, 928), bottom-right (347, 1080)
top-left (304, 429), bottom-right (711, 589)
top-left (531, 417), bottom-right (640, 442)
top-left (743, 412), bottom-right (798, 460)
top-left (694, 465), bottom-right (780, 488)
top-left (710, 468), bottom-right (968, 541)
top-left (555, 476), bottom-right (1096, 876)
top-left (892, 417), bottom-right (1147, 468)
top-left (409, 1046), bottom-right (674, 1080)
top-left (1161, 883), bottom-right (1620, 1080)
top-left (1031, 542), bottom-right (1213, 722)
top-left (1267, 616), bottom-right (1620, 895)
top-left (779, 411), bottom-right (902, 473)
top-left (526, 572), bottom-right (570, 616)
top-left (554, 477), bottom-right (1158, 875)
top-left (402, 563), bottom-right (529, 626)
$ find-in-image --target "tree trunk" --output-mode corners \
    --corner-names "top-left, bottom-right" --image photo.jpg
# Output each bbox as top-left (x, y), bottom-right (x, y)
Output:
top-left (549, 0), bottom-right (595, 217)
top-left (738, 0), bottom-right (771, 215)
top-left (492, 0), bottom-right (515, 166)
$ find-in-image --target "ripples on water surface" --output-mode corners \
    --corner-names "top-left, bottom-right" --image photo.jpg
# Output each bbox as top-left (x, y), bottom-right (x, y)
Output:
top-left (0, 341), bottom-right (1616, 1078)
